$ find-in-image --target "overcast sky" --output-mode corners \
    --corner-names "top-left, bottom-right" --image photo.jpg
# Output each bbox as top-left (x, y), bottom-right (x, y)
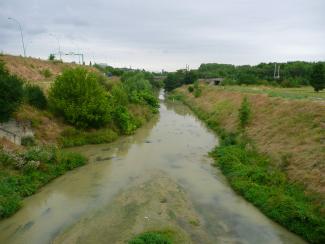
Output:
top-left (0, 0), bottom-right (324, 71)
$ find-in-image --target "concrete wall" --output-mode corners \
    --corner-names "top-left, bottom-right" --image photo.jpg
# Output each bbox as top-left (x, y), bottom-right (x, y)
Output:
top-left (0, 119), bottom-right (34, 145)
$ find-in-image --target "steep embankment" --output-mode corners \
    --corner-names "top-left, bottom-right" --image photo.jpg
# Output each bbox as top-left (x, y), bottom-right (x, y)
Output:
top-left (1, 54), bottom-right (96, 92)
top-left (177, 85), bottom-right (325, 197)
top-left (173, 84), bottom-right (325, 243)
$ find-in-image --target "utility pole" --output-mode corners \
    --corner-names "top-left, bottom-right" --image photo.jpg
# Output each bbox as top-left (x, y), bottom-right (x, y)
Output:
top-left (8, 17), bottom-right (26, 57)
top-left (50, 33), bottom-right (62, 60)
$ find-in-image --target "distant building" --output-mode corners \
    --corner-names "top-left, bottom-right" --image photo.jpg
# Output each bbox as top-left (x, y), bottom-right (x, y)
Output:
top-left (199, 78), bottom-right (224, 85)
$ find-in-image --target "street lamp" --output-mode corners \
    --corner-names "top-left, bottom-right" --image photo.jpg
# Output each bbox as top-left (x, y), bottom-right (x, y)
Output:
top-left (8, 17), bottom-right (26, 57)
top-left (49, 33), bottom-right (62, 60)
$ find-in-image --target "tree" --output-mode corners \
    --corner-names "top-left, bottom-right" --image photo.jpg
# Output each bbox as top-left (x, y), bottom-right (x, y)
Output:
top-left (0, 61), bottom-right (24, 122)
top-left (48, 54), bottom-right (55, 61)
top-left (49, 67), bottom-right (112, 128)
top-left (310, 63), bottom-right (325, 92)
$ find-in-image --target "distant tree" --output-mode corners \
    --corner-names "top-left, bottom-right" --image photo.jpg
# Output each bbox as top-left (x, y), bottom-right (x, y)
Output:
top-left (48, 54), bottom-right (55, 61)
top-left (183, 70), bottom-right (198, 84)
top-left (310, 63), bottom-right (325, 92)
top-left (0, 62), bottom-right (24, 122)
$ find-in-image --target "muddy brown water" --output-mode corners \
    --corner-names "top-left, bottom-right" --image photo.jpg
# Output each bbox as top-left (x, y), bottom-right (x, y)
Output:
top-left (0, 93), bottom-right (306, 244)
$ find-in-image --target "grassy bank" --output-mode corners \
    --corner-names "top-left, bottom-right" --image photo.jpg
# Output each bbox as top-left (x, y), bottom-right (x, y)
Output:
top-left (170, 85), bottom-right (325, 243)
top-left (0, 146), bottom-right (86, 219)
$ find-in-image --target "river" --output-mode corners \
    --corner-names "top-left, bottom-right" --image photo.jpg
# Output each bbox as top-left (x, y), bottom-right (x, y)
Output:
top-left (0, 93), bottom-right (306, 244)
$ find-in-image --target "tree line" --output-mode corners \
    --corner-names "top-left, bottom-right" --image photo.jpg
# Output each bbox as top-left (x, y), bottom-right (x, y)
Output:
top-left (164, 61), bottom-right (325, 92)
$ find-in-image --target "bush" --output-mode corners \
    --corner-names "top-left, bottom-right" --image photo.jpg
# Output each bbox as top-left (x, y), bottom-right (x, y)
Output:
top-left (0, 61), bottom-right (24, 122)
top-left (113, 106), bottom-right (137, 135)
top-left (239, 97), bottom-right (251, 128)
top-left (21, 136), bottom-right (36, 147)
top-left (24, 84), bottom-right (47, 109)
top-left (193, 81), bottom-right (201, 97)
top-left (129, 231), bottom-right (172, 244)
top-left (40, 68), bottom-right (52, 78)
top-left (310, 63), bottom-right (325, 92)
top-left (188, 86), bottom-right (194, 93)
top-left (49, 67), bottom-right (112, 128)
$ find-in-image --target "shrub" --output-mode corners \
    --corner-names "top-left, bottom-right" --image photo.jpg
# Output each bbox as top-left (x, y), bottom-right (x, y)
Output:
top-left (238, 97), bottom-right (251, 128)
top-left (21, 136), bottom-right (36, 147)
top-left (310, 63), bottom-right (325, 92)
top-left (0, 61), bottom-right (24, 122)
top-left (113, 106), bottom-right (137, 135)
top-left (193, 81), bottom-right (201, 97)
top-left (24, 84), bottom-right (47, 109)
top-left (188, 86), bottom-right (194, 93)
top-left (40, 68), bottom-right (52, 78)
top-left (49, 67), bottom-right (112, 128)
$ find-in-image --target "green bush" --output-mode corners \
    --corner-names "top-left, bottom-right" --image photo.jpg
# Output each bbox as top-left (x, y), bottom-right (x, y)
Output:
top-left (310, 63), bottom-right (325, 92)
top-left (129, 231), bottom-right (172, 244)
top-left (113, 106), bottom-right (137, 135)
top-left (193, 81), bottom-right (201, 97)
top-left (188, 86), bottom-right (194, 93)
top-left (49, 67), bottom-right (112, 128)
top-left (0, 61), bottom-right (24, 122)
top-left (24, 84), bottom-right (47, 109)
top-left (40, 68), bottom-right (52, 78)
top-left (238, 97), bottom-right (251, 128)
top-left (21, 136), bottom-right (36, 147)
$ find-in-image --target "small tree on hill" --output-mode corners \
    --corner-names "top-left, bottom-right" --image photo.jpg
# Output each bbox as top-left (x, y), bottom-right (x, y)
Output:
top-left (0, 61), bottom-right (24, 122)
top-left (48, 54), bottom-right (55, 61)
top-left (310, 63), bottom-right (325, 92)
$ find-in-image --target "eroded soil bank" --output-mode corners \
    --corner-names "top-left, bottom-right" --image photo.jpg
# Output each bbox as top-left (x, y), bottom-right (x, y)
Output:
top-left (0, 97), bottom-right (305, 244)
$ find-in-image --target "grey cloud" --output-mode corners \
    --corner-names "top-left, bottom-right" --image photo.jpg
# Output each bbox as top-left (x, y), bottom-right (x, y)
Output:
top-left (0, 0), bottom-right (324, 71)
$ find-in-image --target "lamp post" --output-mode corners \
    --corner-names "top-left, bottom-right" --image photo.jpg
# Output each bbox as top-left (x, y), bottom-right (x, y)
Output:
top-left (8, 17), bottom-right (26, 57)
top-left (50, 33), bottom-right (62, 60)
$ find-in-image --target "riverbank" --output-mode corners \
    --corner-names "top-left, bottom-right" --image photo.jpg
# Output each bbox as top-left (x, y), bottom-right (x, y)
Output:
top-left (0, 55), bottom-right (159, 220)
top-left (170, 84), bottom-right (325, 243)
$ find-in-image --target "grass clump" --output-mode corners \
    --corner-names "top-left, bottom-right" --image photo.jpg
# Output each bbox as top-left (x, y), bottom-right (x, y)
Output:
top-left (40, 68), bottom-right (52, 78)
top-left (238, 96), bottom-right (251, 128)
top-left (60, 127), bottom-right (118, 147)
top-left (128, 231), bottom-right (173, 244)
top-left (0, 147), bottom-right (86, 219)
